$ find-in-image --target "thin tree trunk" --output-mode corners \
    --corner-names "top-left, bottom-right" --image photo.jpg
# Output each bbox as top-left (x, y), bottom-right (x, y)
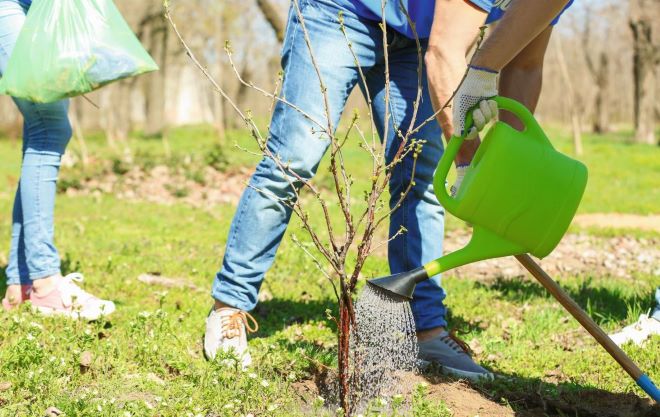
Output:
top-left (555, 37), bottom-right (584, 156)
top-left (214, 13), bottom-right (226, 141)
top-left (338, 292), bottom-right (355, 416)
top-left (629, 0), bottom-right (659, 144)
top-left (144, 16), bottom-right (168, 137)
top-left (592, 53), bottom-right (610, 134)
top-left (255, 0), bottom-right (285, 43)
top-left (583, 7), bottom-right (611, 134)
top-left (69, 99), bottom-right (89, 167)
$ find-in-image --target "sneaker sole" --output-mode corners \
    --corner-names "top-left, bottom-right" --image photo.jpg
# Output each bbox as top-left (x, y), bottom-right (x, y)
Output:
top-left (202, 334), bottom-right (252, 369)
top-left (418, 359), bottom-right (495, 382)
top-left (33, 304), bottom-right (115, 321)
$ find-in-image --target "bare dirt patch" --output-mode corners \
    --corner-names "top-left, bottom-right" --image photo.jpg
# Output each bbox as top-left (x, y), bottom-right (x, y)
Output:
top-left (293, 371), bottom-right (660, 417)
top-left (293, 370), bottom-right (515, 417)
top-left (575, 213), bottom-right (660, 232)
top-left (64, 165), bottom-right (250, 209)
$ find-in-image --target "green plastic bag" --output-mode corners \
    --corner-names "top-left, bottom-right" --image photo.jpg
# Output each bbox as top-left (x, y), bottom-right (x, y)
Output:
top-left (0, 0), bottom-right (158, 103)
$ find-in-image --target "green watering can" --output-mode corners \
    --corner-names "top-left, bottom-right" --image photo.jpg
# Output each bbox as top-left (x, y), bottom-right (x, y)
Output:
top-left (368, 96), bottom-right (660, 402)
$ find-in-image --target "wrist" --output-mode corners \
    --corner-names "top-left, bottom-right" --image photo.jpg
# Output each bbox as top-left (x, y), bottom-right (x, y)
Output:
top-left (468, 64), bottom-right (499, 74)
top-left (471, 54), bottom-right (504, 73)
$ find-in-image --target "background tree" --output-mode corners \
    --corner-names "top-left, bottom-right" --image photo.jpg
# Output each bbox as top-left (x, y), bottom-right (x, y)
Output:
top-left (629, 0), bottom-right (659, 144)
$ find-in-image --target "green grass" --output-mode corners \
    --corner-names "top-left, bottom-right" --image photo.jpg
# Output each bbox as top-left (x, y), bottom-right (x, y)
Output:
top-left (545, 125), bottom-right (660, 215)
top-left (0, 125), bottom-right (658, 416)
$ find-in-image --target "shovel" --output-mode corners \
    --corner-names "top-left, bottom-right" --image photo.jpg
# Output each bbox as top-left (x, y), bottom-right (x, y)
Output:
top-left (368, 96), bottom-right (660, 402)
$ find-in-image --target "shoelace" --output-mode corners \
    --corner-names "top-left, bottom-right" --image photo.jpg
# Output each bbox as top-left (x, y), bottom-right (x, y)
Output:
top-left (221, 310), bottom-right (259, 339)
top-left (441, 330), bottom-right (474, 357)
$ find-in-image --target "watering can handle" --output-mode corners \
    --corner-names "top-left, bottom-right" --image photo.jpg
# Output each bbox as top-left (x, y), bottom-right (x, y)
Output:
top-left (433, 96), bottom-right (548, 214)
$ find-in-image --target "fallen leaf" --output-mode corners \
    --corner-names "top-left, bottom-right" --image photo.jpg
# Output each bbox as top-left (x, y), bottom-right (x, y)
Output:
top-left (0, 382), bottom-right (11, 391)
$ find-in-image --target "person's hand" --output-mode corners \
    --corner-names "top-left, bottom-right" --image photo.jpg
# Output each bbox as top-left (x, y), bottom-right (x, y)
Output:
top-left (453, 65), bottom-right (499, 140)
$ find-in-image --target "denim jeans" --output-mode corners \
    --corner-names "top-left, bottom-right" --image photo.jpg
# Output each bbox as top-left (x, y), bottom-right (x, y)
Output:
top-left (1, 0), bottom-right (72, 284)
top-left (213, 0), bottom-right (447, 330)
top-left (652, 287), bottom-right (660, 321)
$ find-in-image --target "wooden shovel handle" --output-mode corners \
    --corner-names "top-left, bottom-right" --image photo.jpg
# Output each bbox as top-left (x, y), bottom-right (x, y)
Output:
top-left (515, 254), bottom-right (643, 381)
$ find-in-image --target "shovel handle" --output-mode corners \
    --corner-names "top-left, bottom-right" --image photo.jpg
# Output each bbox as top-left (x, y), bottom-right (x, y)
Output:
top-left (515, 254), bottom-right (643, 380)
top-left (517, 255), bottom-right (660, 402)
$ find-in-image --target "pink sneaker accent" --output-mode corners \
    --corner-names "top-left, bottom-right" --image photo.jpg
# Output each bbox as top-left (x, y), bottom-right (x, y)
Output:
top-left (29, 273), bottom-right (115, 320)
top-left (2, 285), bottom-right (32, 311)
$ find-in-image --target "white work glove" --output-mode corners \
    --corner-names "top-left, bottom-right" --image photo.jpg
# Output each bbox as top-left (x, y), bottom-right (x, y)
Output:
top-left (450, 164), bottom-right (469, 197)
top-left (453, 65), bottom-right (499, 140)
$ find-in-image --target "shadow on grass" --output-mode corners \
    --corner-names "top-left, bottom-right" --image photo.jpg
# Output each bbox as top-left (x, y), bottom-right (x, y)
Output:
top-left (477, 276), bottom-right (654, 325)
top-left (251, 297), bottom-right (339, 338)
top-left (466, 371), bottom-right (660, 417)
top-left (253, 296), bottom-right (489, 342)
top-left (0, 265), bottom-right (6, 297)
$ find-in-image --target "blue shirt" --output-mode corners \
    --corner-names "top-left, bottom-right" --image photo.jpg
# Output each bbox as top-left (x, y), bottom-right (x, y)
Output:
top-left (333, 0), bottom-right (573, 39)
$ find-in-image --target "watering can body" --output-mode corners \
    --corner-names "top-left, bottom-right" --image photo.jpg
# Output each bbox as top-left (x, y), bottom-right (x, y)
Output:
top-left (425, 96), bottom-right (588, 276)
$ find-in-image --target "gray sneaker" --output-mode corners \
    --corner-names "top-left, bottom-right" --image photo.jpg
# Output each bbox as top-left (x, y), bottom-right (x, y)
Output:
top-left (418, 331), bottom-right (494, 382)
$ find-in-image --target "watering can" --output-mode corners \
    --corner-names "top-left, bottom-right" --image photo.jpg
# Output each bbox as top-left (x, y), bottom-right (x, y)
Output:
top-left (368, 96), bottom-right (660, 402)
top-left (369, 96), bottom-right (588, 298)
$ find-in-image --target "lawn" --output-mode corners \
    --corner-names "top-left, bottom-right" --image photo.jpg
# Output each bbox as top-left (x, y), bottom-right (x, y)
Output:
top-left (0, 124), bottom-right (658, 416)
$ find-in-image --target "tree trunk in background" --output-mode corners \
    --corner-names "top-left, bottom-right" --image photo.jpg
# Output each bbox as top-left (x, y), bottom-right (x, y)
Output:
top-left (143, 14), bottom-right (169, 137)
top-left (69, 99), bottom-right (89, 167)
top-left (214, 12), bottom-right (226, 141)
top-left (583, 9), bottom-right (611, 134)
top-left (555, 38), bottom-right (583, 156)
top-left (629, 0), bottom-right (659, 145)
top-left (591, 53), bottom-right (610, 134)
top-left (255, 0), bottom-right (285, 43)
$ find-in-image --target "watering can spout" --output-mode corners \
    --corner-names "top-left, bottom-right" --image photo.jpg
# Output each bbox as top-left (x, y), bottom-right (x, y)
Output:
top-left (368, 226), bottom-right (525, 300)
top-left (367, 267), bottom-right (429, 301)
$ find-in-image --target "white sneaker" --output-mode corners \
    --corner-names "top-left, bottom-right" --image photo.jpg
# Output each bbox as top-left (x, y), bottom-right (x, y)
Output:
top-left (30, 273), bottom-right (115, 320)
top-left (204, 307), bottom-right (258, 369)
top-left (609, 314), bottom-right (660, 347)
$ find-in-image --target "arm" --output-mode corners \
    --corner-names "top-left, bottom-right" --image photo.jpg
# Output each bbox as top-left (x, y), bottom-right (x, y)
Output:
top-left (473, 0), bottom-right (566, 71)
top-left (498, 26), bottom-right (553, 129)
top-left (424, 0), bottom-right (486, 164)
top-left (453, 0), bottom-right (570, 137)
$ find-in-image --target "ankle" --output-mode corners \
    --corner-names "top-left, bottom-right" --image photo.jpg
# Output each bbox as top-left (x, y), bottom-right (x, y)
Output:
top-left (417, 326), bottom-right (445, 342)
top-left (32, 274), bottom-right (61, 295)
top-left (4, 285), bottom-right (23, 304)
top-left (213, 299), bottom-right (236, 311)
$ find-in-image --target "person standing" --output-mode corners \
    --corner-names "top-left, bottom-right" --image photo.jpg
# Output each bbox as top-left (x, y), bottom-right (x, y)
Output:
top-left (1, 0), bottom-right (115, 320)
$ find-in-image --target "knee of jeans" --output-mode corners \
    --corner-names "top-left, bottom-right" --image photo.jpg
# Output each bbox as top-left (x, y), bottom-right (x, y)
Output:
top-left (252, 156), bottom-right (302, 200)
top-left (19, 100), bottom-right (72, 154)
top-left (254, 150), bottom-right (320, 194)
top-left (389, 172), bottom-right (434, 204)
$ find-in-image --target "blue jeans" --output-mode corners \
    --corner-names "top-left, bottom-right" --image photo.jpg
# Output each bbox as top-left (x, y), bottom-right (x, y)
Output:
top-left (1, 0), bottom-right (72, 285)
top-left (213, 0), bottom-right (447, 330)
top-left (652, 287), bottom-right (660, 321)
